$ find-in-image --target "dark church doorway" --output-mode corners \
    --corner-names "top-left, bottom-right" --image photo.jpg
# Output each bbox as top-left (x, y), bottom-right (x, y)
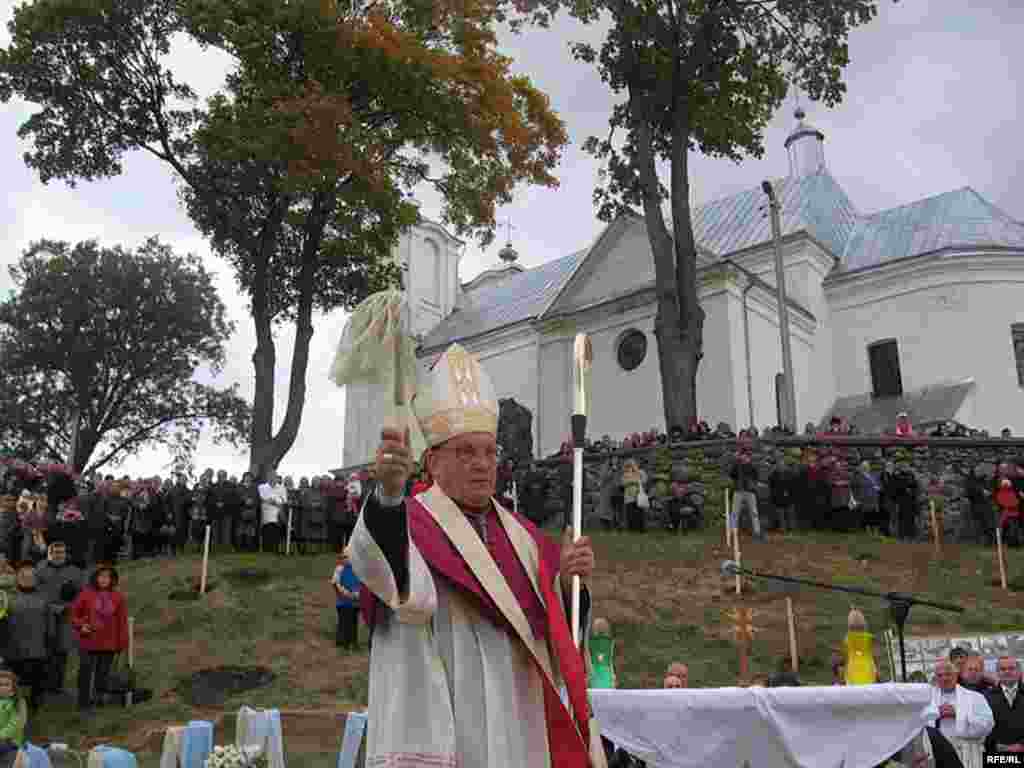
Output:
top-left (868, 339), bottom-right (903, 398)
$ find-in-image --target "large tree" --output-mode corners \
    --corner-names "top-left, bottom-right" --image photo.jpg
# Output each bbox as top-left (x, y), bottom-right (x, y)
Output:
top-left (0, 0), bottom-right (567, 478)
top-left (568, 0), bottom-right (888, 430)
top-left (0, 238), bottom-right (250, 474)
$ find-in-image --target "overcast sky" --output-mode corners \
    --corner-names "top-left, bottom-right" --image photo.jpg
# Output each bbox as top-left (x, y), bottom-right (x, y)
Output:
top-left (2, 1), bottom-right (1022, 480)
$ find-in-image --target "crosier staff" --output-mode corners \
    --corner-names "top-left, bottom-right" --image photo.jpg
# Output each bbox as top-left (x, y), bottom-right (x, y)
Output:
top-left (571, 333), bottom-right (592, 649)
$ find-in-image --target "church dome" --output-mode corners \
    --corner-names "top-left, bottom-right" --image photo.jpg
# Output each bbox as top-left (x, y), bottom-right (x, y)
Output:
top-left (499, 241), bottom-right (519, 264)
top-left (784, 107), bottom-right (826, 178)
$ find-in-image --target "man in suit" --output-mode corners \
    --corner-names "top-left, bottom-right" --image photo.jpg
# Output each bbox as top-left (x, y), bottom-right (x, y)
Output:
top-left (986, 655), bottom-right (1024, 753)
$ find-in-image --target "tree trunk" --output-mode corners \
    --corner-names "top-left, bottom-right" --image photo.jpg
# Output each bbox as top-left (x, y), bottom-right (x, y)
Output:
top-left (249, 195), bottom-right (329, 478)
top-left (668, 92), bottom-right (704, 427)
top-left (249, 247), bottom-right (277, 481)
top-left (265, 252), bottom-right (318, 473)
top-left (632, 108), bottom-right (701, 433)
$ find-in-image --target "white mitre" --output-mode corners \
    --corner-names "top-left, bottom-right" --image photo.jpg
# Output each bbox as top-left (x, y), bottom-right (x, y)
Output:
top-left (414, 343), bottom-right (498, 447)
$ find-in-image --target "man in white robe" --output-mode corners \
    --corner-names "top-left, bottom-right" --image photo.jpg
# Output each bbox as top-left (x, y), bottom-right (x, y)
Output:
top-left (350, 343), bottom-right (601, 768)
top-left (931, 659), bottom-right (994, 768)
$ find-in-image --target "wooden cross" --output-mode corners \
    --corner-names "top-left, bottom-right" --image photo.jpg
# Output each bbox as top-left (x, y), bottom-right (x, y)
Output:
top-left (726, 607), bottom-right (762, 681)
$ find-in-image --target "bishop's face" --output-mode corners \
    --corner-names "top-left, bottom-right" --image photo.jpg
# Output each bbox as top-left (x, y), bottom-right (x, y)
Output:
top-left (430, 433), bottom-right (498, 512)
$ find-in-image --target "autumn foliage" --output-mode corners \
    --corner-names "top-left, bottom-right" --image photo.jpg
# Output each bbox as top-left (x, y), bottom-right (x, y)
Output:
top-left (0, 0), bottom-right (568, 476)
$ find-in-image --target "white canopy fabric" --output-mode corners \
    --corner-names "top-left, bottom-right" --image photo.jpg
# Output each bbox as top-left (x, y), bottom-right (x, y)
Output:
top-left (590, 683), bottom-right (938, 768)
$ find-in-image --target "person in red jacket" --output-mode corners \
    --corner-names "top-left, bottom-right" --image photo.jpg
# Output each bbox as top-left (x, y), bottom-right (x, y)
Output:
top-left (70, 563), bottom-right (128, 712)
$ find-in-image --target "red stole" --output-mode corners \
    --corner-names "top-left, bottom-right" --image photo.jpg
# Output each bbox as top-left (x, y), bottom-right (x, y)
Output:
top-left (360, 496), bottom-right (592, 766)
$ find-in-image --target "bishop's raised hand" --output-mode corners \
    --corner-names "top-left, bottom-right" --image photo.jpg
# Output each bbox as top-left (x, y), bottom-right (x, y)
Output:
top-left (376, 427), bottom-right (413, 498)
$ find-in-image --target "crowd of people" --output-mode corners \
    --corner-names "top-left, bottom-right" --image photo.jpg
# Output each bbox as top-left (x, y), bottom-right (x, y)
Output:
top-left (0, 463), bottom-right (383, 572)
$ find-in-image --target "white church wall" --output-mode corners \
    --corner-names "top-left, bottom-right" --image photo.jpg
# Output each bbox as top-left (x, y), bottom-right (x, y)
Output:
top-left (827, 257), bottom-right (1024, 434)
top-left (743, 291), bottom-right (817, 430)
top-left (396, 220), bottom-right (463, 339)
top-left (696, 290), bottom-right (740, 431)
top-left (732, 236), bottom-right (837, 426)
top-left (533, 291), bottom-right (742, 454)
top-left (539, 336), bottom-right (572, 457)
top-left (547, 218), bottom-right (653, 316)
top-left (341, 381), bottom-right (391, 468)
top-left (577, 307), bottom-right (663, 445)
top-left (473, 335), bottom-right (538, 439)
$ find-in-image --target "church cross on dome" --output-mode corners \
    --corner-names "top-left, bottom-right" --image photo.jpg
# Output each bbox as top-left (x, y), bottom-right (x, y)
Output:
top-left (498, 217), bottom-right (519, 264)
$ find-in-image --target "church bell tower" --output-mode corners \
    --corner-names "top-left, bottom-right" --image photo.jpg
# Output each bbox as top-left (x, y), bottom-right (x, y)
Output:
top-left (784, 107), bottom-right (826, 178)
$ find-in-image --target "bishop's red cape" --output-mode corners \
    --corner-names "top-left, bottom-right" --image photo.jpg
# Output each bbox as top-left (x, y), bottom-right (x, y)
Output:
top-left (359, 491), bottom-right (593, 767)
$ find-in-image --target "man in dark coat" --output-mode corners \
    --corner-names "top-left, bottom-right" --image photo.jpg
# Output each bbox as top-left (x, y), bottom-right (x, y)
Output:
top-left (167, 475), bottom-right (191, 555)
top-left (768, 454), bottom-right (797, 532)
top-left (206, 470), bottom-right (230, 549)
top-left (522, 462), bottom-right (550, 527)
top-left (33, 541), bottom-right (85, 693)
top-left (964, 466), bottom-right (994, 545)
top-left (80, 482), bottom-right (107, 568)
top-left (4, 563), bottom-right (49, 713)
top-left (891, 462), bottom-right (920, 540)
top-left (985, 655), bottom-right (1024, 753)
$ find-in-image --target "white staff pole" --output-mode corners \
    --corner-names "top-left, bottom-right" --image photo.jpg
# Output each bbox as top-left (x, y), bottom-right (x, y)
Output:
top-left (512, 480), bottom-right (518, 516)
top-left (571, 334), bottom-right (592, 649)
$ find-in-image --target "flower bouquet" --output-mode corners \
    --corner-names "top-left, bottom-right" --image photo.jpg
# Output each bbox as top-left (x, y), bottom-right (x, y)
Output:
top-left (203, 745), bottom-right (268, 768)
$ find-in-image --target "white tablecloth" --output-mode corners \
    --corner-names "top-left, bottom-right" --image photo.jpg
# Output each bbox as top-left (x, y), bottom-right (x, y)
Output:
top-left (590, 683), bottom-right (938, 768)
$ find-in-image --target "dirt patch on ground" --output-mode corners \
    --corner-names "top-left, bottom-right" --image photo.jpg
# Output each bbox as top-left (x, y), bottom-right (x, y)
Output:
top-left (180, 665), bottom-right (276, 707)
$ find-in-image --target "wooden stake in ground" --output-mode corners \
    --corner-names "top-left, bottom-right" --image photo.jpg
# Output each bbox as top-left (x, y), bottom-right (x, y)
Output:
top-left (786, 597), bottom-right (799, 673)
top-left (997, 524), bottom-right (1008, 591)
top-left (200, 523), bottom-right (211, 595)
top-left (128, 616), bottom-right (135, 669)
top-left (929, 500), bottom-right (942, 559)
top-left (727, 607), bottom-right (760, 681)
top-left (733, 522), bottom-right (742, 595)
top-left (725, 489), bottom-right (732, 547)
top-left (286, 506), bottom-right (294, 556)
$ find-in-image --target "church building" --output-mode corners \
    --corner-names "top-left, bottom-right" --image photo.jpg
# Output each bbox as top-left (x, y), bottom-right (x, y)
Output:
top-left (340, 109), bottom-right (1024, 468)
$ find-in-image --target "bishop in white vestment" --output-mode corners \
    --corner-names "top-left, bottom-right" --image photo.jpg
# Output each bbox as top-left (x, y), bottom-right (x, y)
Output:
top-left (350, 343), bottom-right (601, 768)
top-left (932, 660), bottom-right (994, 768)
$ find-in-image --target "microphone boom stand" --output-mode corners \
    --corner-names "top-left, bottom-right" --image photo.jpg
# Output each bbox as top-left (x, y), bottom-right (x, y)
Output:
top-left (723, 564), bottom-right (963, 682)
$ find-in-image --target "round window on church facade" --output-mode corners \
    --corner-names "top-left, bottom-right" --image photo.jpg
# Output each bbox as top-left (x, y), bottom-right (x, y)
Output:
top-left (616, 329), bottom-right (647, 372)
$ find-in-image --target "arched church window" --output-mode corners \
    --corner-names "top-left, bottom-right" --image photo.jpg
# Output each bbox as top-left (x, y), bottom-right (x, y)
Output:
top-left (423, 238), bottom-right (441, 305)
top-left (617, 329), bottom-right (647, 372)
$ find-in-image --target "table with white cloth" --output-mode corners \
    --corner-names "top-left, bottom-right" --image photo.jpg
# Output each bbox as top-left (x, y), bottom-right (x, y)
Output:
top-left (590, 683), bottom-right (938, 768)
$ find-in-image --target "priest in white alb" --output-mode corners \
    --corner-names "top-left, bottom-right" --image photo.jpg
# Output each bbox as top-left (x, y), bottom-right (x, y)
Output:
top-left (349, 343), bottom-right (601, 767)
top-left (932, 658), bottom-right (994, 768)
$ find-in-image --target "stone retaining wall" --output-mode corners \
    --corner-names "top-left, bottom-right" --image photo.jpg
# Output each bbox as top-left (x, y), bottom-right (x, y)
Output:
top-left (525, 438), bottom-right (1024, 539)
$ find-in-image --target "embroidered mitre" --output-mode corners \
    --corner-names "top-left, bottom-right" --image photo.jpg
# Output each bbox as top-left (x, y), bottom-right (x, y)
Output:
top-left (414, 344), bottom-right (498, 447)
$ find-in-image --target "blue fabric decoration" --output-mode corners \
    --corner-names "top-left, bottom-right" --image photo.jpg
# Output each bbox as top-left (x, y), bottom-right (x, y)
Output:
top-left (21, 744), bottom-right (52, 768)
top-left (90, 746), bottom-right (138, 768)
top-left (336, 712), bottom-right (367, 768)
top-left (181, 721), bottom-right (214, 768)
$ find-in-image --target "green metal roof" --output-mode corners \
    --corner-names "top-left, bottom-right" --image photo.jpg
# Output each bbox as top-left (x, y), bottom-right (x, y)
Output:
top-left (418, 175), bottom-right (1024, 349)
top-left (840, 187), bottom-right (1024, 272)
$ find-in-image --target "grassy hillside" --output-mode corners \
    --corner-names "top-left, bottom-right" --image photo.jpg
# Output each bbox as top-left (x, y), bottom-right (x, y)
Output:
top-left (28, 527), bottom-right (1024, 752)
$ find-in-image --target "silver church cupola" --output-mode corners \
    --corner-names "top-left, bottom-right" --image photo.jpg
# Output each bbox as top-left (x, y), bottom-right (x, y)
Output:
top-left (784, 107), bottom-right (826, 178)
